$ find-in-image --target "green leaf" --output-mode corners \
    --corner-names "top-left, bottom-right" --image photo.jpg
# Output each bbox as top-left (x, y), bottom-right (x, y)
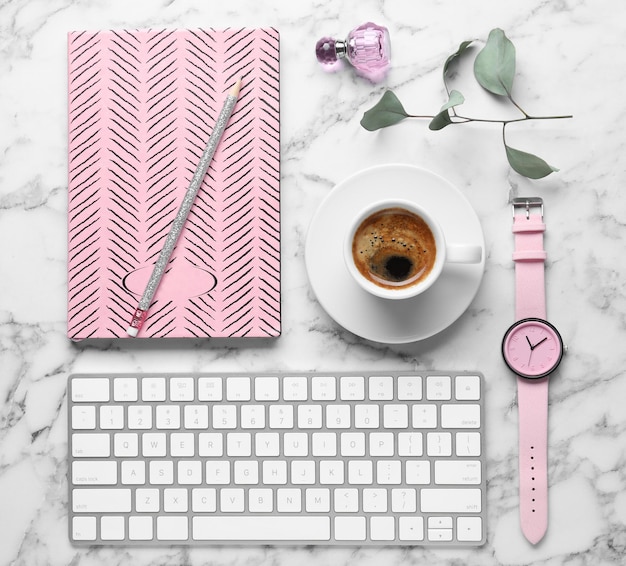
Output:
top-left (474, 28), bottom-right (516, 96)
top-left (443, 40), bottom-right (474, 75)
top-left (360, 90), bottom-right (409, 131)
top-left (429, 90), bottom-right (465, 131)
top-left (505, 144), bottom-right (559, 179)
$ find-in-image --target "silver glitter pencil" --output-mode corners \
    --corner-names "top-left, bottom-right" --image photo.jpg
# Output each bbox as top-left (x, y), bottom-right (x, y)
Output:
top-left (126, 78), bottom-right (242, 337)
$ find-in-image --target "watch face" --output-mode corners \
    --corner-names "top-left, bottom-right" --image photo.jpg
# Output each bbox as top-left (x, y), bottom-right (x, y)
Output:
top-left (502, 318), bottom-right (564, 379)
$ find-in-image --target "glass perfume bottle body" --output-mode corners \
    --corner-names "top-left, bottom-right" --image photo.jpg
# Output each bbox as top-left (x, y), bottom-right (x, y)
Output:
top-left (316, 22), bottom-right (391, 81)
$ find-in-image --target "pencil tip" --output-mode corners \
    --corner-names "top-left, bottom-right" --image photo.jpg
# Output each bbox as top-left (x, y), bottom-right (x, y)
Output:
top-left (230, 78), bottom-right (242, 97)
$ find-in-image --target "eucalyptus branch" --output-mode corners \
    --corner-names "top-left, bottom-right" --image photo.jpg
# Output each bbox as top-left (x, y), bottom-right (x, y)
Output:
top-left (360, 28), bottom-right (573, 179)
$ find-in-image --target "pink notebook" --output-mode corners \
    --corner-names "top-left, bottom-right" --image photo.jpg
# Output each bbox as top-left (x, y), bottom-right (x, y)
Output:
top-left (67, 28), bottom-right (280, 340)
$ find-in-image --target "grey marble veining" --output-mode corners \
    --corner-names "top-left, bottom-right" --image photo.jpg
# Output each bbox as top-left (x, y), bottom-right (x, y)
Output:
top-left (1, 0), bottom-right (625, 565)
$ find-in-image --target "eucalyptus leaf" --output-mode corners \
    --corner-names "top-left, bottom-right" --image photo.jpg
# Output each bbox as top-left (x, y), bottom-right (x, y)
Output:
top-left (429, 111), bottom-right (453, 131)
top-left (429, 90), bottom-right (465, 130)
top-left (443, 40), bottom-right (474, 75)
top-left (505, 144), bottom-right (558, 179)
top-left (474, 28), bottom-right (516, 96)
top-left (360, 90), bottom-right (409, 131)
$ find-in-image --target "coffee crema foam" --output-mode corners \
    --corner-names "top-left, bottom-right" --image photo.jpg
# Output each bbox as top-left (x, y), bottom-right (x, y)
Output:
top-left (351, 207), bottom-right (437, 290)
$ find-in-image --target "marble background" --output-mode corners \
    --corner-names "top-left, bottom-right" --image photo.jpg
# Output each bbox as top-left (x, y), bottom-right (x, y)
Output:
top-left (1, 0), bottom-right (625, 564)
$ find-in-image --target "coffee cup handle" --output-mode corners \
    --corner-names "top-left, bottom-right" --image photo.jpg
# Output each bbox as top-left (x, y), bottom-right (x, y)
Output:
top-left (445, 244), bottom-right (483, 264)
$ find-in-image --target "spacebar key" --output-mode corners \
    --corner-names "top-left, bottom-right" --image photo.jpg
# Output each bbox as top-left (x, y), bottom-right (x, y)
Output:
top-left (193, 516), bottom-right (330, 541)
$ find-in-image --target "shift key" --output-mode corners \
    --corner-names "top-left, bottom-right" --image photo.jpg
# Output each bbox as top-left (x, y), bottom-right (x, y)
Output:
top-left (73, 488), bottom-right (131, 513)
top-left (420, 488), bottom-right (481, 513)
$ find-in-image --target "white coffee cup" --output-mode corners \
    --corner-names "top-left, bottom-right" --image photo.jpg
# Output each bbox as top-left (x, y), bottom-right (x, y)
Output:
top-left (344, 199), bottom-right (482, 300)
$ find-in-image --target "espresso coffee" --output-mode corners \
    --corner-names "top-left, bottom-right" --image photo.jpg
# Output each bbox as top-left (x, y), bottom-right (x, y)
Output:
top-left (351, 207), bottom-right (437, 290)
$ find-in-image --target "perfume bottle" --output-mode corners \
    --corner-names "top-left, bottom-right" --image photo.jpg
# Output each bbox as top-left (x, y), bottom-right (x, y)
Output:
top-left (315, 22), bottom-right (391, 82)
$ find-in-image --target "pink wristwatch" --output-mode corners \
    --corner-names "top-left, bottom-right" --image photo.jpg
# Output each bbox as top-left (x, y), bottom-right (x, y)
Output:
top-left (501, 198), bottom-right (564, 544)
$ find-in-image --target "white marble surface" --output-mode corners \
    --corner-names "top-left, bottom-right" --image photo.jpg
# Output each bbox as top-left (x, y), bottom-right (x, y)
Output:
top-left (1, 0), bottom-right (625, 564)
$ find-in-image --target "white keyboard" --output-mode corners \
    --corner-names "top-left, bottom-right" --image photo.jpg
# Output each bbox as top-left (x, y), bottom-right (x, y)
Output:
top-left (67, 372), bottom-right (486, 546)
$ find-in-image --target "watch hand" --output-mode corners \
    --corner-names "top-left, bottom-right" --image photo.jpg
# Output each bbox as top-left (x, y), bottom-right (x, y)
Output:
top-left (526, 336), bottom-right (533, 350)
top-left (533, 337), bottom-right (548, 349)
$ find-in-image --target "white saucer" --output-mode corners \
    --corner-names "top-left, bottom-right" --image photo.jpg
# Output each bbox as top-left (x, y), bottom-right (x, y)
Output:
top-left (304, 164), bottom-right (485, 344)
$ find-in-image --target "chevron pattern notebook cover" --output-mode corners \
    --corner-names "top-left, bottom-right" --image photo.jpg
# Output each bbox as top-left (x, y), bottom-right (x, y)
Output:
top-left (67, 28), bottom-right (280, 340)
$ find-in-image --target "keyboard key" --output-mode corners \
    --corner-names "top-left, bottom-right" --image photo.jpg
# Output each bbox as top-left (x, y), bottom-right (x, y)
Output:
top-left (156, 405), bottom-right (180, 429)
top-left (100, 406), bottom-right (124, 429)
top-left (220, 488), bottom-right (245, 512)
top-left (249, 488), bottom-right (273, 512)
top-left (157, 516), bottom-right (188, 541)
top-left (341, 432), bottom-right (365, 456)
top-left (398, 432), bottom-right (423, 456)
top-left (114, 378), bottom-right (138, 402)
top-left (298, 405), bottom-right (322, 429)
top-left (456, 432), bottom-right (482, 457)
top-left (412, 404), bottom-right (437, 428)
top-left (149, 460), bottom-right (174, 484)
top-left (198, 377), bottom-right (222, 401)
top-left (311, 432), bottom-right (337, 456)
top-left (142, 377), bottom-right (166, 401)
top-left (191, 488), bottom-right (217, 512)
top-left (114, 433), bottom-right (138, 457)
top-left (305, 488), bottom-right (330, 512)
top-left (354, 405), bottom-right (379, 429)
top-left (72, 488), bottom-right (131, 513)
top-left (311, 376), bottom-right (336, 400)
top-left (455, 375), bottom-right (481, 400)
top-left (399, 517), bottom-right (424, 541)
top-left (340, 376), bottom-right (365, 400)
top-left (370, 516), bottom-right (394, 541)
top-left (72, 433), bottom-right (110, 457)
top-left (101, 516), bottom-right (125, 540)
top-left (72, 378), bottom-right (109, 402)
top-left (383, 404), bottom-right (408, 428)
top-left (169, 377), bottom-right (194, 401)
top-left (326, 405), bottom-right (350, 428)
top-left (283, 377), bottom-right (308, 400)
top-left (434, 460), bottom-right (481, 485)
top-left (420, 488), bottom-right (482, 513)
top-left (72, 461), bottom-right (117, 485)
top-left (441, 404), bottom-right (481, 428)
top-left (193, 516), bottom-right (331, 541)
top-left (164, 488), bottom-right (188, 512)
top-left (128, 406), bottom-right (152, 429)
top-left (72, 406), bottom-right (96, 429)
top-left (226, 377), bottom-right (251, 401)
top-left (457, 516), bottom-right (483, 542)
top-left (129, 516), bottom-right (153, 541)
top-left (319, 460), bottom-right (344, 484)
top-left (269, 405), bottom-right (293, 428)
top-left (368, 376), bottom-right (394, 400)
top-left (426, 432), bottom-right (452, 456)
top-left (184, 405), bottom-right (209, 429)
top-left (254, 377), bottom-right (279, 401)
top-left (241, 405), bottom-right (265, 429)
top-left (334, 517), bottom-right (366, 541)
top-left (135, 488), bottom-right (159, 512)
top-left (277, 488), bottom-right (301, 512)
top-left (426, 375), bottom-right (451, 400)
top-left (363, 488), bottom-right (387, 512)
top-left (121, 460), bottom-right (145, 484)
top-left (397, 375), bottom-right (422, 400)
top-left (369, 432), bottom-right (394, 456)
top-left (72, 516), bottom-right (96, 541)
top-left (334, 488), bottom-right (358, 512)
top-left (391, 488), bottom-right (417, 513)
top-left (178, 461), bottom-right (202, 485)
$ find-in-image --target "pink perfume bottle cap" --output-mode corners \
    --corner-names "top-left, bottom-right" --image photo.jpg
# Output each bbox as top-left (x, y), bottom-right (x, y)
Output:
top-left (315, 22), bottom-right (391, 82)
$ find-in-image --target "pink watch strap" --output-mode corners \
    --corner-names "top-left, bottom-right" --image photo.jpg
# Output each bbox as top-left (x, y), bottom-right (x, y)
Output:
top-left (513, 210), bottom-right (549, 544)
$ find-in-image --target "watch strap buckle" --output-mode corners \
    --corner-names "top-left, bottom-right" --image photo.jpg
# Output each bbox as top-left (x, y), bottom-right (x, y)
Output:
top-left (512, 197), bottom-right (544, 220)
